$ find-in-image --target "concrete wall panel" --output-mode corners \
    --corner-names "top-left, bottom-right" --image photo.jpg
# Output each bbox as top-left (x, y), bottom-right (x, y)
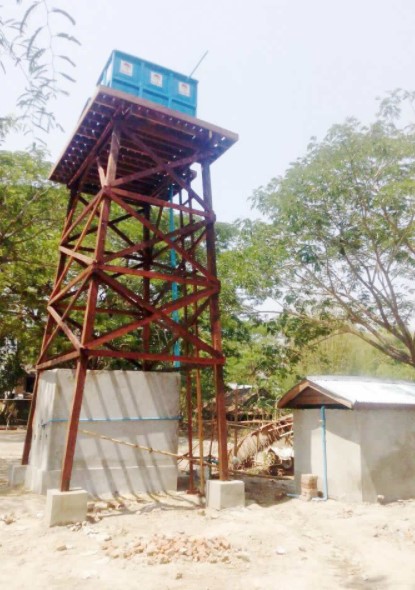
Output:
top-left (294, 409), bottom-right (363, 502)
top-left (26, 369), bottom-right (180, 495)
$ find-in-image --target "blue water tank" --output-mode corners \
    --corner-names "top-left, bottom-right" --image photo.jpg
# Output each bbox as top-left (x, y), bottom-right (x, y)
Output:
top-left (98, 50), bottom-right (198, 117)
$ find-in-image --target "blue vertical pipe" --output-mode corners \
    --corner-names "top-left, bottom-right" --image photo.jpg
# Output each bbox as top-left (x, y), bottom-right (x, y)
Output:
top-left (320, 405), bottom-right (328, 500)
top-left (169, 186), bottom-right (180, 367)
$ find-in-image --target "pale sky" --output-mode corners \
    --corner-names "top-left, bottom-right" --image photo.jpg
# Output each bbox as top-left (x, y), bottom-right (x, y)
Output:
top-left (3, 0), bottom-right (415, 222)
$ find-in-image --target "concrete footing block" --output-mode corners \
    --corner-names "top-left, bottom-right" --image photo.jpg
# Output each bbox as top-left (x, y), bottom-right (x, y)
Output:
top-left (45, 488), bottom-right (88, 527)
top-left (206, 480), bottom-right (245, 510)
top-left (9, 464), bottom-right (27, 487)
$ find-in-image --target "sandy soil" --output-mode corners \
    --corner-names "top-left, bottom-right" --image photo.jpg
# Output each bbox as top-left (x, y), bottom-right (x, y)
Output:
top-left (1, 431), bottom-right (415, 590)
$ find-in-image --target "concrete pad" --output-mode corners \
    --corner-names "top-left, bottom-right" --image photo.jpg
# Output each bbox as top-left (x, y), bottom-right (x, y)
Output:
top-left (206, 480), bottom-right (245, 510)
top-left (9, 464), bottom-right (27, 487)
top-left (45, 488), bottom-right (88, 527)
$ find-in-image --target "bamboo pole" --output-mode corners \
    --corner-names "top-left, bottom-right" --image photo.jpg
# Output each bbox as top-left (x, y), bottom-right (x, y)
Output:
top-left (79, 428), bottom-right (213, 467)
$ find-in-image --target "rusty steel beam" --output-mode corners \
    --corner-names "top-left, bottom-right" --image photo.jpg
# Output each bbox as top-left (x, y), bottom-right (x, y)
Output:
top-left (25, 109), bottom-right (233, 493)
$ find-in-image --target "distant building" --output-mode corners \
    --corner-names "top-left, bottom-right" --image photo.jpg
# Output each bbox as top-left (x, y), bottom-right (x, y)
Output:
top-left (278, 376), bottom-right (415, 502)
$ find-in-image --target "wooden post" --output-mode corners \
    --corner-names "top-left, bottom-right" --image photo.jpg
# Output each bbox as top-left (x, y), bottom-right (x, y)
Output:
top-left (201, 162), bottom-right (228, 481)
top-left (233, 386), bottom-right (239, 455)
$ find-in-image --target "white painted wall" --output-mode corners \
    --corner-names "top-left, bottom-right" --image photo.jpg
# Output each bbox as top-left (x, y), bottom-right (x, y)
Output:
top-left (294, 407), bottom-right (415, 503)
top-left (294, 409), bottom-right (362, 502)
top-left (359, 408), bottom-right (415, 502)
top-left (26, 369), bottom-right (180, 495)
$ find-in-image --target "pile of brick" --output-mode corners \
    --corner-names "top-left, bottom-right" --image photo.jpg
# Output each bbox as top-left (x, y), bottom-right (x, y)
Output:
top-left (103, 533), bottom-right (235, 565)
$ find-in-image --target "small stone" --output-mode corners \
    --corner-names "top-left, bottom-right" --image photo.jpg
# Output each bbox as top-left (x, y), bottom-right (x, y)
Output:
top-left (1, 514), bottom-right (15, 525)
top-left (56, 544), bottom-right (67, 551)
top-left (275, 546), bottom-right (286, 555)
top-left (81, 570), bottom-right (98, 580)
top-left (247, 503), bottom-right (261, 510)
top-left (237, 552), bottom-right (250, 562)
top-left (175, 573), bottom-right (183, 580)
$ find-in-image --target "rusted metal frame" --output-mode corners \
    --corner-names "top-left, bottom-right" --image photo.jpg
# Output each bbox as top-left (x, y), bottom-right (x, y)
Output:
top-left (106, 120), bottom-right (122, 184)
top-left (59, 246), bottom-right (94, 266)
top-left (165, 189), bottom-right (190, 368)
top-left (202, 162), bottom-right (228, 480)
top-left (124, 134), bottom-right (206, 210)
top-left (93, 94), bottom-right (208, 140)
top-left (150, 279), bottom-right (172, 307)
top-left (142, 204), bottom-right (151, 370)
top-left (186, 189), bottom-right (206, 493)
top-left (98, 264), bottom-right (212, 288)
top-left (51, 194), bottom-right (103, 299)
top-left (96, 157), bottom-right (107, 188)
top-left (49, 266), bottom-right (92, 305)
top-left (36, 349), bottom-right (80, 370)
top-left (103, 218), bottom-right (207, 264)
top-left (87, 349), bottom-right (224, 366)
top-left (60, 126), bottom-right (117, 492)
top-left (39, 273), bottom-right (96, 363)
top-left (187, 228), bottom-right (207, 255)
top-left (61, 190), bottom-right (104, 245)
top-left (59, 279), bottom-right (98, 492)
top-left (21, 186), bottom-right (81, 466)
top-left (120, 134), bottom-right (190, 163)
top-left (150, 269), bottom-right (212, 364)
top-left (39, 189), bottom-right (80, 357)
top-left (120, 118), bottom-right (204, 152)
top-left (85, 282), bottom-right (216, 352)
top-left (108, 191), bottom-right (216, 281)
top-left (56, 305), bottom-right (144, 317)
top-left (150, 260), bottom-right (179, 272)
top-left (46, 186), bottom-right (87, 301)
top-left (46, 305), bottom-right (82, 352)
top-left (91, 270), bottom-right (219, 357)
top-left (60, 354), bottom-right (88, 491)
top-left (111, 154), bottom-right (198, 188)
top-left (77, 194), bottom-right (135, 247)
top-left (71, 246), bottom-right (141, 262)
top-left (67, 106), bottom-right (124, 188)
top-left (154, 225), bottom-right (206, 261)
top-left (110, 187), bottom-right (211, 219)
top-left (64, 316), bottom-right (143, 370)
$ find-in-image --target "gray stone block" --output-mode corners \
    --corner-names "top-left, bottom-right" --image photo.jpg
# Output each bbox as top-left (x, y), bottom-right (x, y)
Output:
top-left (45, 488), bottom-right (88, 527)
top-left (206, 480), bottom-right (245, 510)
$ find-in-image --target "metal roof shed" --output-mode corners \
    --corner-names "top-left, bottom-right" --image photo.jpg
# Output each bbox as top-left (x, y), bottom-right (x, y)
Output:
top-left (278, 376), bottom-right (415, 502)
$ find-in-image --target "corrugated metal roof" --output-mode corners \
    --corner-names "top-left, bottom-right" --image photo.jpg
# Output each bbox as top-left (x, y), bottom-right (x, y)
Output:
top-left (307, 375), bottom-right (415, 407)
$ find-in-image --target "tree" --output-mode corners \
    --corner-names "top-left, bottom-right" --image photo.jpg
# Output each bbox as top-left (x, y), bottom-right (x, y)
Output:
top-left (242, 91), bottom-right (415, 369)
top-left (0, 1), bottom-right (78, 143)
top-left (0, 150), bottom-right (67, 364)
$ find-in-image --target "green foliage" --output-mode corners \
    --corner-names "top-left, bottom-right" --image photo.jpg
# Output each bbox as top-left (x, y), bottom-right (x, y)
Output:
top-left (0, 340), bottom-right (25, 397)
top-left (241, 90), bottom-right (415, 369)
top-left (0, 1), bottom-right (79, 142)
top-left (281, 332), bottom-right (415, 393)
top-left (0, 150), bottom-right (67, 363)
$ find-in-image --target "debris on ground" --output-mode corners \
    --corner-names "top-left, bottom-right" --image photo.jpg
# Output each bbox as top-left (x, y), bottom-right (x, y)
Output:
top-left (103, 533), bottom-right (237, 565)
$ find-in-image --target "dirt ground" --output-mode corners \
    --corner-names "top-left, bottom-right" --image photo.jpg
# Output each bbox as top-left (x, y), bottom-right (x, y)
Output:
top-left (2, 431), bottom-right (415, 590)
